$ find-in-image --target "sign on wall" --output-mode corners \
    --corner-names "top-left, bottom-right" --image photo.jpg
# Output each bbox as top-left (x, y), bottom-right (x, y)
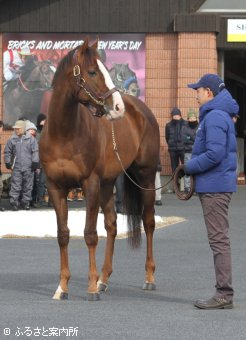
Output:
top-left (2, 33), bottom-right (145, 127)
top-left (227, 19), bottom-right (246, 42)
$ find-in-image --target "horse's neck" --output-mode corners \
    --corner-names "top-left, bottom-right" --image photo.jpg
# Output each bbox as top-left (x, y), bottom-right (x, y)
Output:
top-left (47, 88), bottom-right (80, 135)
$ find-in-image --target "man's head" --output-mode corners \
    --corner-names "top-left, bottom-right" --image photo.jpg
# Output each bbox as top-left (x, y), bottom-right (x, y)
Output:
top-left (18, 48), bottom-right (33, 62)
top-left (170, 107), bottom-right (182, 120)
top-left (36, 113), bottom-right (47, 131)
top-left (187, 74), bottom-right (225, 106)
top-left (25, 121), bottom-right (37, 137)
top-left (187, 108), bottom-right (198, 122)
top-left (12, 120), bottom-right (26, 136)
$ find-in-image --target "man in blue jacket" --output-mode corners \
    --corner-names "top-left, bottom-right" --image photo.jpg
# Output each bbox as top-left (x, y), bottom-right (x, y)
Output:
top-left (185, 74), bottom-right (239, 309)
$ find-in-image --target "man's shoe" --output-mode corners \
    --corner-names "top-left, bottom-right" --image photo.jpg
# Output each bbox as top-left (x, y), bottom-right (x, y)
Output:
top-left (0, 207), bottom-right (5, 212)
top-left (155, 200), bottom-right (162, 206)
top-left (21, 203), bottom-right (30, 210)
top-left (194, 297), bottom-right (233, 310)
top-left (12, 205), bottom-right (18, 211)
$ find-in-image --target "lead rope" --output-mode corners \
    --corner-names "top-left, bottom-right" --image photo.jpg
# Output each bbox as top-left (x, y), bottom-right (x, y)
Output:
top-left (111, 122), bottom-right (195, 200)
top-left (111, 122), bottom-right (175, 192)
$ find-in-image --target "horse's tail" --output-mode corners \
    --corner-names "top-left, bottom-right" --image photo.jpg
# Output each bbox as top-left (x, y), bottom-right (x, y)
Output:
top-left (122, 172), bottom-right (142, 248)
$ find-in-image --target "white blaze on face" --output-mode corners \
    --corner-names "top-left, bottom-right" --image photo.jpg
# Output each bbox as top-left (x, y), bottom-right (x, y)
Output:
top-left (97, 59), bottom-right (125, 120)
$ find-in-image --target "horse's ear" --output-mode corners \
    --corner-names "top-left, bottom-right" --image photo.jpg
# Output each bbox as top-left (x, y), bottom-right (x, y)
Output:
top-left (91, 37), bottom-right (98, 50)
top-left (80, 37), bottom-right (89, 53)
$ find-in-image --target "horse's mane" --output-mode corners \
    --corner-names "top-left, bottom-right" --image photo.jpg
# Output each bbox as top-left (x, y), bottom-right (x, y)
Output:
top-left (52, 48), bottom-right (76, 86)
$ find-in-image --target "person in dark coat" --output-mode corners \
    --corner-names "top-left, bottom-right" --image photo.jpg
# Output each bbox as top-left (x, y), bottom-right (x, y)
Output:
top-left (165, 107), bottom-right (187, 192)
top-left (165, 107), bottom-right (187, 172)
top-left (185, 73), bottom-right (239, 310)
top-left (36, 113), bottom-right (47, 205)
top-left (182, 108), bottom-right (199, 192)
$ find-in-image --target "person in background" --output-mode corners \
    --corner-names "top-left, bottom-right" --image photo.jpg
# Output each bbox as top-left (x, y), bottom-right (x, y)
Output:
top-left (185, 74), bottom-right (239, 310)
top-left (165, 107), bottom-right (187, 192)
top-left (182, 108), bottom-right (199, 192)
top-left (25, 121), bottom-right (39, 208)
top-left (0, 121), bottom-right (5, 211)
top-left (155, 158), bottom-right (162, 206)
top-left (4, 120), bottom-right (39, 211)
top-left (115, 173), bottom-right (124, 214)
top-left (36, 113), bottom-right (47, 206)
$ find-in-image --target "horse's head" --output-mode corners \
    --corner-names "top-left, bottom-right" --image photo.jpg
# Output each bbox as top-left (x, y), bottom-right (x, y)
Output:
top-left (109, 64), bottom-right (140, 97)
top-left (72, 38), bottom-right (125, 120)
top-left (19, 58), bottom-right (55, 92)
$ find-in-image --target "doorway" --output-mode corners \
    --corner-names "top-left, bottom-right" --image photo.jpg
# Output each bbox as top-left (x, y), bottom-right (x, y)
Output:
top-left (224, 50), bottom-right (246, 175)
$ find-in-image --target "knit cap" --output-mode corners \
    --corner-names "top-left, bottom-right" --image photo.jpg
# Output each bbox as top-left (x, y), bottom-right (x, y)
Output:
top-left (25, 121), bottom-right (37, 131)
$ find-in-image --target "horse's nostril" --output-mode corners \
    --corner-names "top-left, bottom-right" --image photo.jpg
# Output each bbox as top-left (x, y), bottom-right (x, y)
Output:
top-left (115, 104), bottom-right (120, 111)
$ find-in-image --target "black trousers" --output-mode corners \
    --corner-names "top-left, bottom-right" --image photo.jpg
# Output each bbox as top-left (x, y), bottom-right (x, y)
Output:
top-left (168, 150), bottom-right (184, 172)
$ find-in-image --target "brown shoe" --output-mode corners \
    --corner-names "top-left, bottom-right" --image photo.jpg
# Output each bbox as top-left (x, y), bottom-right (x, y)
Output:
top-left (194, 297), bottom-right (233, 310)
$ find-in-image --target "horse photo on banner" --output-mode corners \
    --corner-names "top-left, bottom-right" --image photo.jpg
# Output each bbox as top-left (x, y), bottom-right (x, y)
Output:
top-left (2, 33), bottom-right (145, 128)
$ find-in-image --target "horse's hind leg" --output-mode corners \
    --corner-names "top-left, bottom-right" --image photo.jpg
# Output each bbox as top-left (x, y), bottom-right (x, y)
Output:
top-left (49, 187), bottom-right (71, 300)
top-left (142, 186), bottom-right (156, 290)
top-left (97, 183), bottom-right (117, 292)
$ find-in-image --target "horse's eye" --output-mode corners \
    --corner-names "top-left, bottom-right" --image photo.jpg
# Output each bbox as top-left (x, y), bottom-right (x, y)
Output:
top-left (88, 71), bottom-right (97, 77)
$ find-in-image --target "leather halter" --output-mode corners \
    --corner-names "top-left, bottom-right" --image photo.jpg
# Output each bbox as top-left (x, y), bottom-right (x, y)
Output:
top-left (73, 49), bottom-right (117, 117)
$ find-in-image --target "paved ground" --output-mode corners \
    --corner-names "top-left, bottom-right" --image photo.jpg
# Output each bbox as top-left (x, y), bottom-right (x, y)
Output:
top-left (0, 187), bottom-right (246, 340)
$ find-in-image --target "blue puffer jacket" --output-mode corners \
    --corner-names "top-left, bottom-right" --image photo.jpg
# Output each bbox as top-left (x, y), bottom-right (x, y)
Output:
top-left (185, 89), bottom-right (239, 193)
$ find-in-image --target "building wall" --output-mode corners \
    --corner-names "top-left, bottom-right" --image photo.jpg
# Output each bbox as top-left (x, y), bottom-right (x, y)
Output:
top-left (0, 32), bottom-right (218, 175)
top-left (145, 32), bottom-right (217, 174)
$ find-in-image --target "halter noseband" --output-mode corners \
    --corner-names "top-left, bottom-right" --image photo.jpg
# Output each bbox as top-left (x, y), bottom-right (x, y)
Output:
top-left (73, 50), bottom-right (117, 117)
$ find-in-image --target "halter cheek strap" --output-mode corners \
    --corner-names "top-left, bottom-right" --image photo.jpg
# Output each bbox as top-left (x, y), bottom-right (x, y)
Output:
top-left (73, 49), bottom-right (117, 112)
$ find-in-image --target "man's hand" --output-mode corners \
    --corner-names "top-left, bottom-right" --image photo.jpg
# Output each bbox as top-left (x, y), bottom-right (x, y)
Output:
top-left (5, 162), bottom-right (12, 170)
top-left (31, 162), bottom-right (39, 171)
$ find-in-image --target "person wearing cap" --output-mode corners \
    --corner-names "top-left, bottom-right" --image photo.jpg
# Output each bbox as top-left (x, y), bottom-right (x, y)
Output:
top-left (0, 121), bottom-right (5, 211)
top-left (185, 74), bottom-right (239, 310)
top-left (165, 107), bottom-right (187, 192)
top-left (3, 48), bottom-right (33, 83)
top-left (182, 108), bottom-right (199, 192)
top-left (4, 119), bottom-right (39, 211)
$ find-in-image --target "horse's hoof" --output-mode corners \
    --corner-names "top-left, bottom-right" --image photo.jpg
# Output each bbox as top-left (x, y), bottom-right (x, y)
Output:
top-left (97, 279), bottom-right (108, 292)
top-left (86, 292), bottom-right (100, 301)
top-left (52, 291), bottom-right (68, 300)
top-left (142, 282), bottom-right (156, 290)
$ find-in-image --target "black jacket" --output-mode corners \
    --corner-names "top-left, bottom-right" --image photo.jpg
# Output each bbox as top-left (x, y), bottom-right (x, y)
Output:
top-left (182, 122), bottom-right (198, 153)
top-left (165, 118), bottom-right (187, 152)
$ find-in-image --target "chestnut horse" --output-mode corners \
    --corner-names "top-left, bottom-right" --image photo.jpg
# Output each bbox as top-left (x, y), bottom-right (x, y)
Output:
top-left (39, 39), bottom-right (160, 301)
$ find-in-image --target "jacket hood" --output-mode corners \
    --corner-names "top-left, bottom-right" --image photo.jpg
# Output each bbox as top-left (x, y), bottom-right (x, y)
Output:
top-left (200, 89), bottom-right (239, 121)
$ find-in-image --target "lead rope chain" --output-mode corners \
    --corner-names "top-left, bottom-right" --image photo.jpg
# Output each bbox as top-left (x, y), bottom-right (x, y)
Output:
top-left (111, 122), bottom-right (174, 191)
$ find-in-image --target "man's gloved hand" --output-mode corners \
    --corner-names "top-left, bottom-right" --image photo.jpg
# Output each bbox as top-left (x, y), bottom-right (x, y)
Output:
top-left (5, 162), bottom-right (12, 170)
top-left (177, 167), bottom-right (185, 179)
top-left (183, 165), bottom-right (190, 176)
top-left (31, 162), bottom-right (39, 171)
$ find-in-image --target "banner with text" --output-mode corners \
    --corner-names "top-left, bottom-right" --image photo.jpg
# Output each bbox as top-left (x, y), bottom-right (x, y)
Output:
top-left (2, 33), bottom-right (145, 127)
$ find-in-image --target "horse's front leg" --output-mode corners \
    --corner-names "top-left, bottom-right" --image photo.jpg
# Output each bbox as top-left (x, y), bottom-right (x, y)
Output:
top-left (49, 187), bottom-right (71, 300)
top-left (97, 183), bottom-right (117, 292)
top-left (83, 176), bottom-right (101, 301)
top-left (142, 189), bottom-right (156, 290)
